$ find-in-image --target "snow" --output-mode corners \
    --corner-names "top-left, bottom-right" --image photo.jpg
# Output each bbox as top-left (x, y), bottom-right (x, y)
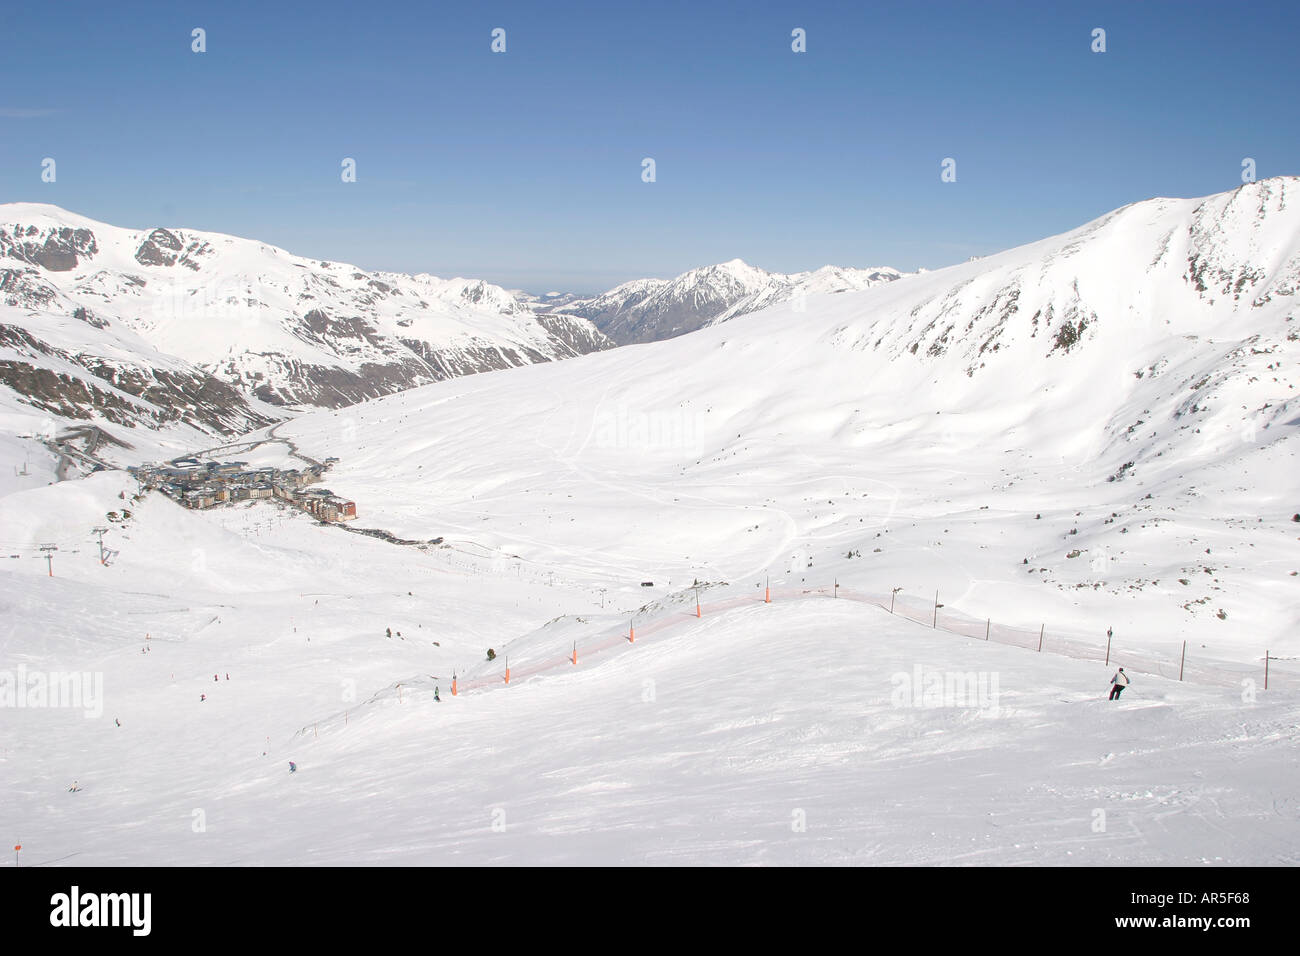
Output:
top-left (0, 203), bottom-right (606, 411)
top-left (560, 257), bottom-right (911, 344)
top-left (2, 541), bottom-right (1296, 864)
top-left (271, 181), bottom-right (1300, 662)
top-left (2, 179), bottom-right (1299, 865)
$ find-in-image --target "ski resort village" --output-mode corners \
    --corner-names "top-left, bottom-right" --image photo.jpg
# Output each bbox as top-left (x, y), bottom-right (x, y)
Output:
top-left (128, 458), bottom-right (357, 521)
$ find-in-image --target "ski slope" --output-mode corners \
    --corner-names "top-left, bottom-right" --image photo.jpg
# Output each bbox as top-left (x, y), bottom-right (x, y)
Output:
top-left (274, 180), bottom-right (1300, 663)
top-left (1, 484), bottom-right (1296, 865)
top-left (3, 179), bottom-right (1300, 865)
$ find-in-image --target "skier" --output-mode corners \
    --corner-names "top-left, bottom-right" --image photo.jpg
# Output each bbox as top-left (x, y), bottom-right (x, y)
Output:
top-left (434, 687), bottom-right (440, 702)
top-left (200, 693), bottom-right (206, 702)
top-left (68, 780), bottom-right (80, 792)
top-left (288, 761), bottom-right (297, 774)
top-left (1108, 667), bottom-right (1130, 700)
top-left (115, 718), bottom-right (121, 727)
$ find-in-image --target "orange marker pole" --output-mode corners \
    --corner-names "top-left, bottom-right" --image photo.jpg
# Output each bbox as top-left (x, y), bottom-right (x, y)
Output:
top-left (504, 657), bottom-right (510, 684)
top-left (696, 592), bottom-right (702, 617)
top-left (13, 844), bottom-right (20, 868)
top-left (571, 643), bottom-right (577, 666)
top-left (764, 576), bottom-right (771, 604)
top-left (451, 675), bottom-right (458, 697)
top-left (628, 618), bottom-right (635, 643)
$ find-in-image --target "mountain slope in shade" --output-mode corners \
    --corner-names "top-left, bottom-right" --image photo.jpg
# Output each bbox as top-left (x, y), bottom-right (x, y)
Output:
top-left (0, 204), bottom-right (614, 418)
top-left (554, 258), bottom-right (909, 345)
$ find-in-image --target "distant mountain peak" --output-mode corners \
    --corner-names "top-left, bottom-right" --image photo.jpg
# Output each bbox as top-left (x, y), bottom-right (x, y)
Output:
top-left (557, 258), bottom-right (912, 345)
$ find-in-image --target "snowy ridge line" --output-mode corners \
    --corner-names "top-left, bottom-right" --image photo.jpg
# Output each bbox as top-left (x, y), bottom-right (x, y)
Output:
top-left (446, 582), bottom-right (1297, 697)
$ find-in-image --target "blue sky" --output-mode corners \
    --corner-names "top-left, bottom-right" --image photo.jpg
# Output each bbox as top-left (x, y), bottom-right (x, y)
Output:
top-left (2, 0), bottom-right (1297, 292)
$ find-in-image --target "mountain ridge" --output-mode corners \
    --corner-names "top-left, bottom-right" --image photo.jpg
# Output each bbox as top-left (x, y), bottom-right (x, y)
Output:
top-left (0, 203), bottom-right (616, 443)
top-left (260, 176), bottom-right (1300, 650)
top-left (547, 256), bottom-right (910, 345)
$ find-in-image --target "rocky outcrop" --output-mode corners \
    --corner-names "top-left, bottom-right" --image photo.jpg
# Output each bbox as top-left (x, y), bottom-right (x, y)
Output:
top-left (534, 313), bottom-right (616, 356)
top-left (0, 321), bottom-right (276, 435)
top-left (1, 224), bottom-right (99, 272)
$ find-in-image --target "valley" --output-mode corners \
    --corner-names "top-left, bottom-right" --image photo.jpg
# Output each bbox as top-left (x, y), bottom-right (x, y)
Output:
top-left (2, 178), bottom-right (1299, 866)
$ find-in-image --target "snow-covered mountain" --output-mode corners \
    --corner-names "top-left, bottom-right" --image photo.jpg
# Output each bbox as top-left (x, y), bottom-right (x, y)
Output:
top-left (0, 204), bottom-right (614, 435)
top-left (270, 176), bottom-right (1300, 649)
top-left (4, 179), bottom-right (1300, 867)
top-left (553, 258), bottom-right (909, 345)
